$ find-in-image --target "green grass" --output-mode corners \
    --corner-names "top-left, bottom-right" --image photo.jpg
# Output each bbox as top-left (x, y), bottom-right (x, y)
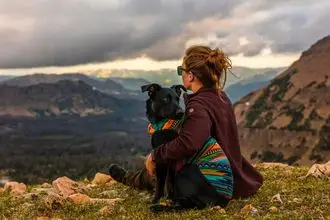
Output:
top-left (1, 167), bottom-right (329, 219)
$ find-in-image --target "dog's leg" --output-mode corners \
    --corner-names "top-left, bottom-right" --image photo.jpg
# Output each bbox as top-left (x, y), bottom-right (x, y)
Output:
top-left (151, 130), bottom-right (179, 204)
top-left (166, 166), bottom-right (176, 201)
top-left (153, 164), bottom-right (167, 204)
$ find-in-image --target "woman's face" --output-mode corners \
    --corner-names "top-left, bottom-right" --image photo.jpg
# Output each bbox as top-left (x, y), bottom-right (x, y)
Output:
top-left (181, 62), bottom-right (193, 90)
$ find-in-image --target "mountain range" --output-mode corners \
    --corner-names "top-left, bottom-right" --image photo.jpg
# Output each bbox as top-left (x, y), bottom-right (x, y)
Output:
top-left (0, 80), bottom-right (144, 118)
top-left (0, 75), bottom-right (13, 82)
top-left (0, 73), bottom-right (146, 100)
top-left (109, 77), bottom-right (150, 91)
top-left (2, 73), bottom-right (122, 91)
top-left (84, 67), bottom-right (284, 87)
top-left (0, 67), bottom-right (284, 103)
top-left (225, 69), bottom-right (283, 103)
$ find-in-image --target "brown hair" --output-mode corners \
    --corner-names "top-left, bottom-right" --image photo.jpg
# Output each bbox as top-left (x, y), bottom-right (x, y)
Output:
top-left (183, 45), bottom-right (232, 90)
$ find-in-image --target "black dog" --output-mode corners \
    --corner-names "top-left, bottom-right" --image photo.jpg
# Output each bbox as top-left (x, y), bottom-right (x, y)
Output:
top-left (141, 83), bottom-right (186, 204)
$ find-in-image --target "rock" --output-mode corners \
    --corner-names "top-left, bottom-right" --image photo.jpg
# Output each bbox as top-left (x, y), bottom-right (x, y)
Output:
top-left (28, 186), bottom-right (65, 210)
top-left (106, 180), bottom-right (118, 186)
top-left (91, 173), bottom-right (113, 185)
top-left (40, 183), bottom-right (52, 188)
top-left (4, 181), bottom-right (27, 195)
top-left (69, 193), bottom-right (91, 205)
top-left (22, 202), bottom-right (34, 209)
top-left (21, 193), bottom-right (38, 200)
top-left (31, 187), bottom-right (57, 195)
top-left (119, 206), bottom-right (127, 213)
top-left (255, 162), bottom-right (289, 169)
top-left (316, 214), bottom-right (325, 220)
top-left (83, 177), bottom-right (89, 184)
top-left (41, 191), bottom-right (66, 210)
top-left (21, 202), bottom-right (34, 212)
top-left (83, 184), bottom-right (98, 190)
top-left (302, 162), bottom-right (330, 179)
top-left (239, 204), bottom-right (258, 216)
top-left (321, 193), bottom-right (329, 200)
top-left (52, 176), bottom-right (80, 197)
top-left (269, 206), bottom-right (278, 213)
top-left (91, 197), bottom-right (124, 205)
top-left (271, 194), bottom-right (283, 204)
top-left (293, 198), bottom-right (301, 203)
top-left (99, 190), bottom-right (119, 198)
top-left (99, 205), bottom-right (114, 215)
top-left (211, 205), bottom-right (226, 213)
top-left (36, 217), bottom-right (50, 220)
top-left (142, 195), bottom-right (152, 201)
top-left (159, 200), bottom-right (172, 206)
top-left (81, 184), bottom-right (98, 193)
top-left (138, 192), bottom-right (147, 196)
top-left (67, 193), bottom-right (123, 206)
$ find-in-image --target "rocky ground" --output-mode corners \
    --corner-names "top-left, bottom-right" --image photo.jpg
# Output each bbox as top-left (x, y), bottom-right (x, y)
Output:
top-left (0, 162), bottom-right (329, 220)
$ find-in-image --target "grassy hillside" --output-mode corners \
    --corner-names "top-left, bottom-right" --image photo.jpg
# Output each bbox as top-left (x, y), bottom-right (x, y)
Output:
top-left (1, 166), bottom-right (329, 219)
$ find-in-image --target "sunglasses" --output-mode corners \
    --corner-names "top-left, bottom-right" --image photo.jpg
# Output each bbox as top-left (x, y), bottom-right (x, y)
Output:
top-left (177, 66), bottom-right (189, 76)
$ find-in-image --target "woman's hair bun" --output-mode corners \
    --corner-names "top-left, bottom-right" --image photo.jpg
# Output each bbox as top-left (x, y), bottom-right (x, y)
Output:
top-left (206, 48), bottom-right (221, 65)
top-left (184, 45), bottom-right (232, 90)
top-left (209, 49), bottom-right (219, 58)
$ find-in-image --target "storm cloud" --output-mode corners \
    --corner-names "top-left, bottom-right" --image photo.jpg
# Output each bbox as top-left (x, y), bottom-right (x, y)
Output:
top-left (0, 0), bottom-right (329, 68)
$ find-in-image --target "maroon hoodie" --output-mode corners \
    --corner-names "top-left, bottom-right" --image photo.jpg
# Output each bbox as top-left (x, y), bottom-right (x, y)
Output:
top-left (152, 87), bottom-right (263, 199)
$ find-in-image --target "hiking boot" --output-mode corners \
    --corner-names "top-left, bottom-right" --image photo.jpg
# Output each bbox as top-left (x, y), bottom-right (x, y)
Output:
top-left (108, 164), bottom-right (127, 183)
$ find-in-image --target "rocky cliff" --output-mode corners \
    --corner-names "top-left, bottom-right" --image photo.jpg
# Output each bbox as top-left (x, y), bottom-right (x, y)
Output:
top-left (235, 36), bottom-right (330, 165)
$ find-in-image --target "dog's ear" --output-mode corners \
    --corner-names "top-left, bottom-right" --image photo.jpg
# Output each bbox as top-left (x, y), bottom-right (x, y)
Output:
top-left (141, 83), bottom-right (162, 94)
top-left (170, 85), bottom-right (187, 96)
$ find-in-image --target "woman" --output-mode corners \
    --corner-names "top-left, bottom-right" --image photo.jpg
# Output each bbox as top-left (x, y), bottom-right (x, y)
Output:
top-left (109, 45), bottom-right (263, 211)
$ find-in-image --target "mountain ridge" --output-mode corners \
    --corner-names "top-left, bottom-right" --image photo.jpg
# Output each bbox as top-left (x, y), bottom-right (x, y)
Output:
top-left (226, 69), bottom-right (282, 103)
top-left (234, 35), bottom-right (330, 165)
top-left (0, 80), bottom-right (144, 118)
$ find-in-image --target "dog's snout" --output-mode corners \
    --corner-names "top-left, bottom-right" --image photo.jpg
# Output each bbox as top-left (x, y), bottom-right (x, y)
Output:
top-left (176, 108), bottom-right (184, 115)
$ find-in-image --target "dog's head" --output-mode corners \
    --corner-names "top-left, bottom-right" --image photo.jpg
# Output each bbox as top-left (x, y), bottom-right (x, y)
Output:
top-left (141, 83), bottom-right (187, 123)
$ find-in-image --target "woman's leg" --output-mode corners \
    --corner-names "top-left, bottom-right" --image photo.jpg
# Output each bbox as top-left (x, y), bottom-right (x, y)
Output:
top-left (109, 164), bottom-right (156, 190)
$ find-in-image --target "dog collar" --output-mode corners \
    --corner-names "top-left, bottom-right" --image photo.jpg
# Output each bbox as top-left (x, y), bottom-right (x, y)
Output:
top-left (148, 117), bottom-right (184, 135)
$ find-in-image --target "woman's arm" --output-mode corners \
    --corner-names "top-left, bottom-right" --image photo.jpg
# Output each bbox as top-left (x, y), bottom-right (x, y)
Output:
top-left (151, 99), bottom-right (212, 163)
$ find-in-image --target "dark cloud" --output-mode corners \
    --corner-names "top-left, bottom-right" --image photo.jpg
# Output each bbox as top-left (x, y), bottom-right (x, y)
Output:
top-left (207, 1), bottom-right (330, 57)
top-left (253, 2), bottom-right (330, 54)
top-left (0, 0), bottom-right (329, 68)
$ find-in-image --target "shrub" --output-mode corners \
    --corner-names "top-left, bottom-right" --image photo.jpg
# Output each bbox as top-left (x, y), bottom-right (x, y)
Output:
top-left (270, 70), bottom-right (296, 102)
top-left (261, 151), bottom-right (284, 162)
top-left (287, 104), bottom-right (305, 131)
top-left (314, 117), bottom-right (330, 151)
top-left (245, 89), bottom-right (269, 128)
top-left (250, 151), bottom-right (258, 160)
top-left (286, 155), bottom-right (300, 165)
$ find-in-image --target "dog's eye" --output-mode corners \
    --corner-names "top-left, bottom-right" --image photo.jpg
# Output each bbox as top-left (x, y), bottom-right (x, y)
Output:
top-left (163, 97), bottom-right (170, 103)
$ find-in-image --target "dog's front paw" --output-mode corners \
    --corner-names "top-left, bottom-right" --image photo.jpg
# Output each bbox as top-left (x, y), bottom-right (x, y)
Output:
top-left (151, 197), bottom-right (160, 204)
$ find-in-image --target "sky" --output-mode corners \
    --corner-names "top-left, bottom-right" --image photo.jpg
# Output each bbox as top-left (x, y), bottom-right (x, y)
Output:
top-left (1, 0), bottom-right (330, 75)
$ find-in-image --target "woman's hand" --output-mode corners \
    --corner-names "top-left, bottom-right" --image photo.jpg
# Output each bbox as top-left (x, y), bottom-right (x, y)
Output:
top-left (145, 153), bottom-right (156, 176)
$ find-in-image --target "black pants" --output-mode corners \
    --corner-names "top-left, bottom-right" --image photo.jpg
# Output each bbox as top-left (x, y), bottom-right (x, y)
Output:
top-left (121, 164), bottom-right (229, 209)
